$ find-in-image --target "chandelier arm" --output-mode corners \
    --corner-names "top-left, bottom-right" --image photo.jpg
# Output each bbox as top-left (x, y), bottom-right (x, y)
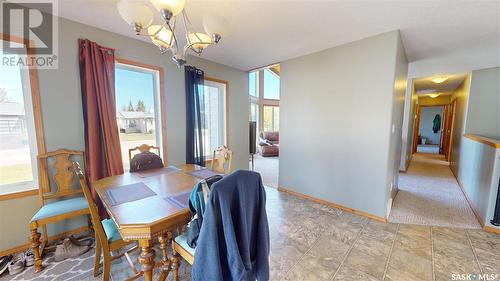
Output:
top-left (166, 21), bottom-right (180, 51)
top-left (181, 9), bottom-right (190, 35)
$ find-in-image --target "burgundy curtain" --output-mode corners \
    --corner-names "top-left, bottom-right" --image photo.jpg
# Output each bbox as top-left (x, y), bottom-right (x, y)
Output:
top-left (78, 38), bottom-right (123, 218)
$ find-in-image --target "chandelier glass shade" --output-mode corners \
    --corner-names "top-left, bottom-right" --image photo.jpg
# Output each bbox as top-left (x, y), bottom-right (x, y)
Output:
top-left (116, 0), bottom-right (229, 67)
top-left (150, 0), bottom-right (186, 17)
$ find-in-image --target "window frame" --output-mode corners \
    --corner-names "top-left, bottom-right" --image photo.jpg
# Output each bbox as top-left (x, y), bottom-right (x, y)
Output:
top-left (204, 76), bottom-right (230, 157)
top-left (248, 67), bottom-right (279, 134)
top-left (0, 33), bottom-right (46, 199)
top-left (114, 57), bottom-right (167, 166)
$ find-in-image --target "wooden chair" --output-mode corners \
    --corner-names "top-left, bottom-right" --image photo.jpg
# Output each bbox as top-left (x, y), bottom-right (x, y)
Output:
top-left (29, 149), bottom-right (91, 273)
top-left (210, 145), bottom-right (233, 175)
top-left (128, 144), bottom-right (164, 172)
top-left (172, 230), bottom-right (194, 271)
top-left (72, 162), bottom-right (141, 281)
top-left (128, 144), bottom-right (161, 163)
top-left (172, 146), bottom-right (232, 272)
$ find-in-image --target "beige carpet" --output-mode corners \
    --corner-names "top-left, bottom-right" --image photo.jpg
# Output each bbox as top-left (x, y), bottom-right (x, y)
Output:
top-left (388, 153), bottom-right (481, 229)
top-left (250, 154), bottom-right (279, 188)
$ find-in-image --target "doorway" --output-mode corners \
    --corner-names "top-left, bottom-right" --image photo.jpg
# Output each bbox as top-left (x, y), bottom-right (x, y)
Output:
top-left (248, 64), bottom-right (280, 188)
top-left (412, 101), bottom-right (456, 161)
top-left (391, 73), bottom-right (480, 229)
top-left (415, 105), bottom-right (443, 154)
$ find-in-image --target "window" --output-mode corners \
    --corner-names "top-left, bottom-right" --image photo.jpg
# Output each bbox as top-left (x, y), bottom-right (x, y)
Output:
top-left (248, 66), bottom-right (279, 134)
top-left (263, 69), bottom-right (280, 100)
top-left (250, 102), bottom-right (259, 146)
top-left (0, 39), bottom-right (44, 195)
top-left (263, 106), bottom-right (279, 132)
top-left (115, 60), bottom-right (164, 170)
top-left (202, 79), bottom-right (227, 158)
top-left (249, 71), bottom-right (258, 97)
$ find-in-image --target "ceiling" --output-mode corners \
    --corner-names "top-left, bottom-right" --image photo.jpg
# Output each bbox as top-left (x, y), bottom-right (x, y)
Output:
top-left (414, 73), bottom-right (468, 95)
top-left (57, 0), bottom-right (500, 71)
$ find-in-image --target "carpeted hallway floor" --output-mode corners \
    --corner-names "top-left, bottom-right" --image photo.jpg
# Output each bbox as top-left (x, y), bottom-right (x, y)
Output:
top-left (389, 153), bottom-right (481, 229)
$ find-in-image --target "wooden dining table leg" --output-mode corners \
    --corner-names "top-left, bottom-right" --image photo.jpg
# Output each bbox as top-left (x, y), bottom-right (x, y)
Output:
top-left (138, 239), bottom-right (155, 281)
top-left (157, 232), bottom-right (172, 281)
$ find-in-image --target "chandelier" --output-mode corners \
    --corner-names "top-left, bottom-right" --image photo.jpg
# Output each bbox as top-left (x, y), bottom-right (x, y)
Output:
top-left (117, 0), bottom-right (230, 67)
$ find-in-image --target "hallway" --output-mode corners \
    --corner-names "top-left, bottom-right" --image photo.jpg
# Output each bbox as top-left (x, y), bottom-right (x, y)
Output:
top-left (389, 153), bottom-right (481, 229)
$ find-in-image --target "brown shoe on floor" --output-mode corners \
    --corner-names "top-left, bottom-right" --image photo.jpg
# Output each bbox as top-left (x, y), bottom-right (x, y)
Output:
top-left (54, 238), bottom-right (89, 262)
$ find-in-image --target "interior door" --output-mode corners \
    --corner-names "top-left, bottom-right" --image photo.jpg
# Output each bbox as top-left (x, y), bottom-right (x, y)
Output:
top-left (440, 105), bottom-right (449, 155)
top-left (445, 100), bottom-right (457, 162)
top-left (412, 105), bottom-right (421, 154)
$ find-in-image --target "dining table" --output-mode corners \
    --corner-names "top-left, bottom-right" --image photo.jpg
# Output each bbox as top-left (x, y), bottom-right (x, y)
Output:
top-left (93, 164), bottom-right (213, 281)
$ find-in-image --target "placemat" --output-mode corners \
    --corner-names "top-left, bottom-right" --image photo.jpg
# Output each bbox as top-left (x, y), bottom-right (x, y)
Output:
top-left (136, 166), bottom-right (180, 178)
top-left (107, 182), bottom-right (156, 206)
top-left (164, 192), bottom-right (191, 209)
top-left (187, 169), bottom-right (221, 179)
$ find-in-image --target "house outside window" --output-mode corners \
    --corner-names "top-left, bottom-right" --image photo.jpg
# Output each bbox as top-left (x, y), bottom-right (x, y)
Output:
top-left (115, 61), bottom-right (164, 170)
top-left (0, 39), bottom-right (45, 195)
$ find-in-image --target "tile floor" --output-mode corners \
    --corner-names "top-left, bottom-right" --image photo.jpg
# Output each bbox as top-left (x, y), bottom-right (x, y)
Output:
top-left (1, 187), bottom-right (498, 281)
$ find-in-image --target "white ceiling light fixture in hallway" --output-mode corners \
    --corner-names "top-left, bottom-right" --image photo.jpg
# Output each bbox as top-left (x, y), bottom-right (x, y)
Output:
top-left (116, 0), bottom-right (230, 67)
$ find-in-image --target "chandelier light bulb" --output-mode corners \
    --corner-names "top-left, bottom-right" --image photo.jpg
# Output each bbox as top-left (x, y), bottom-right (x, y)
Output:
top-left (203, 15), bottom-right (230, 42)
top-left (148, 25), bottom-right (175, 47)
top-left (150, 0), bottom-right (185, 18)
top-left (187, 32), bottom-right (212, 51)
top-left (117, 0), bottom-right (154, 33)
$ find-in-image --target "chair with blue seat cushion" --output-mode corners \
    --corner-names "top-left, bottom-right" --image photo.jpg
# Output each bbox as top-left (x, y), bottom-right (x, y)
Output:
top-left (29, 149), bottom-right (91, 273)
top-left (173, 232), bottom-right (195, 265)
top-left (73, 162), bottom-right (140, 281)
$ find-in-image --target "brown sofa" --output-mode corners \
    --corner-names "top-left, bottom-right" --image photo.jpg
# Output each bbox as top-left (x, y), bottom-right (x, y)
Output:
top-left (259, 131), bottom-right (279, 157)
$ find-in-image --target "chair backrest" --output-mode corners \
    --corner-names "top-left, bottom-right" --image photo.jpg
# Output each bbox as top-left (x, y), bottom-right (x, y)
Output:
top-left (128, 144), bottom-right (164, 172)
top-left (37, 149), bottom-right (85, 204)
top-left (210, 145), bottom-right (233, 175)
top-left (72, 161), bottom-right (110, 250)
top-left (128, 144), bottom-right (161, 162)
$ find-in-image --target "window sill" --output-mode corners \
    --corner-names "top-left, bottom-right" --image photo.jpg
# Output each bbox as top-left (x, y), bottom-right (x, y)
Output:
top-left (0, 188), bottom-right (38, 201)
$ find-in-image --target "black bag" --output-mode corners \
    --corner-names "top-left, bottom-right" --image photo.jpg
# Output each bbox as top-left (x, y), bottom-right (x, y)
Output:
top-left (129, 152), bottom-right (164, 172)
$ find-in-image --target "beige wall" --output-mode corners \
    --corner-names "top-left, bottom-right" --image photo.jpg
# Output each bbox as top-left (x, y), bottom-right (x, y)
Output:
top-left (0, 17), bottom-right (248, 252)
top-left (449, 76), bottom-right (471, 174)
top-left (465, 67), bottom-right (500, 139)
top-left (399, 82), bottom-right (417, 171)
top-left (280, 30), bottom-right (407, 218)
top-left (385, 32), bottom-right (409, 212)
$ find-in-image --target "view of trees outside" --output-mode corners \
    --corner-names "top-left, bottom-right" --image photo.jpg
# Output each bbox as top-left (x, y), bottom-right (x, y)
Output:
top-left (0, 59), bottom-right (33, 186)
top-left (115, 65), bottom-right (157, 170)
top-left (263, 106), bottom-right (279, 132)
